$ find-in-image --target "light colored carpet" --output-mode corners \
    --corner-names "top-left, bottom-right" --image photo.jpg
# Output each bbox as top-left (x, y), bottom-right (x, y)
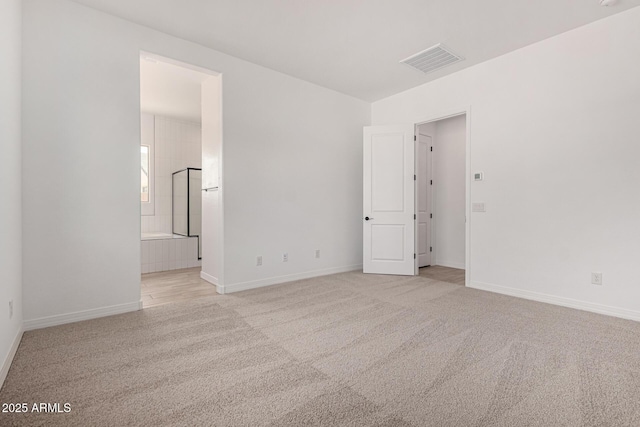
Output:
top-left (2, 271), bottom-right (640, 426)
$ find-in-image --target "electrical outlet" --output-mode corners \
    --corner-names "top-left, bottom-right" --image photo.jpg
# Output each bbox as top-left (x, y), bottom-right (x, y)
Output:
top-left (472, 202), bottom-right (486, 212)
top-left (282, 253), bottom-right (288, 262)
top-left (256, 256), bottom-right (262, 266)
top-left (9, 300), bottom-right (13, 319)
top-left (591, 272), bottom-right (603, 286)
top-left (315, 249), bottom-right (320, 259)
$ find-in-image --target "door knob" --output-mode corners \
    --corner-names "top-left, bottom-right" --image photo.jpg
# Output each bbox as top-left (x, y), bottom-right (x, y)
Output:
top-left (364, 216), bottom-right (374, 221)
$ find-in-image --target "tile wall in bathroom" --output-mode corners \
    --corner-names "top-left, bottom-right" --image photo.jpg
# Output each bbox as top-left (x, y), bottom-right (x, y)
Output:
top-left (141, 114), bottom-right (202, 234)
top-left (141, 236), bottom-right (200, 274)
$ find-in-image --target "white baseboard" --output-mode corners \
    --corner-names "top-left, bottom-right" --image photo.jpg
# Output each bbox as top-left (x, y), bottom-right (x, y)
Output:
top-left (24, 301), bottom-right (141, 331)
top-left (434, 260), bottom-right (465, 270)
top-left (200, 271), bottom-right (223, 294)
top-left (1, 327), bottom-right (23, 388)
top-left (220, 264), bottom-right (363, 294)
top-left (469, 280), bottom-right (640, 322)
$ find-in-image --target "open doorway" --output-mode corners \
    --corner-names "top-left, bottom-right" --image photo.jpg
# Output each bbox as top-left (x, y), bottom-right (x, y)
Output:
top-left (362, 110), bottom-right (469, 285)
top-left (416, 114), bottom-right (467, 285)
top-left (138, 52), bottom-right (222, 308)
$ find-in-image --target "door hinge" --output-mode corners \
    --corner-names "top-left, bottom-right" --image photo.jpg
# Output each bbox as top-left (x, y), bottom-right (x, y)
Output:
top-left (430, 146), bottom-right (433, 152)
top-left (414, 253), bottom-right (416, 259)
top-left (414, 174), bottom-right (416, 181)
top-left (430, 213), bottom-right (432, 219)
top-left (414, 214), bottom-right (416, 220)
top-left (414, 135), bottom-right (416, 141)
top-left (430, 180), bottom-right (433, 185)
top-left (430, 247), bottom-right (433, 252)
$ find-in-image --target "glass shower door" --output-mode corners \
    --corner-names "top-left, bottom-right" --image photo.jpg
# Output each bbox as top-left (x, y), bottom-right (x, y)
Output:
top-left (172, 168), bottom-right (202, 258)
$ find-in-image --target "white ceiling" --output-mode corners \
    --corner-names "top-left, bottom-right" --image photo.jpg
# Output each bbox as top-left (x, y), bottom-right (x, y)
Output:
top-left (74, 0), bottom-right (640, 102)
top-left (140, 56), bottom-right (210, 122)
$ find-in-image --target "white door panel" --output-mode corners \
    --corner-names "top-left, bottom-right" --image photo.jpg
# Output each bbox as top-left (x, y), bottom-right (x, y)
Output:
top-left (417, 133), bottom-right (432, 267)
top-left (363, 125), bottom-right (415, 275)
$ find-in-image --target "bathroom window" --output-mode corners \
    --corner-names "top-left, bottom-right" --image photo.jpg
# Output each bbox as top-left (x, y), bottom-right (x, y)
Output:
top-left (141, 145), bottom-right (150, 202)
top-left (140, 113), bottom-right (155, 216)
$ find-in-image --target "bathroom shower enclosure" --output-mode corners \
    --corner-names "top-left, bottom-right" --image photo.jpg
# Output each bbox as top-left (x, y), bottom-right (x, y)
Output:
top-left (172, 167), bottom-right (202, 259)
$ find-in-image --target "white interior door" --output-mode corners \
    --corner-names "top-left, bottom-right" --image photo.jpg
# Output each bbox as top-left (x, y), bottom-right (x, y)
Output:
top-left (363, 125), bottom-right (416, 275)
top-left (417, 132), bottom-right (432, 267)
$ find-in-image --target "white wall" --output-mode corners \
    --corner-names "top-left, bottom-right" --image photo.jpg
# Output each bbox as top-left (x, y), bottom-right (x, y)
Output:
top-left (221, 65), bottom-right (368, 292)
top-left (373, 7), bottom-right (640, 320)
top-left (0, 0), bottom-right (24, 383)
top-left (433, 115), bottom-right (466, 269)
top-left (201, 76), bottom-right (223, 287)
top-left (22, 0), bottom-right (370, 325)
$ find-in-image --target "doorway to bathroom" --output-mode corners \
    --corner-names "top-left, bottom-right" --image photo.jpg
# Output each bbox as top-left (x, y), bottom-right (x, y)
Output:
top-left (138, 52), bottom-right (222, 308)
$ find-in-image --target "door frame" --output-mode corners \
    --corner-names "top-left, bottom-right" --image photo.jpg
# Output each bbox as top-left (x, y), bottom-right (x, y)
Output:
top-left (413, 107), bottom-right (471, 285)
top-left (138, 51), bottom-right (224, 292)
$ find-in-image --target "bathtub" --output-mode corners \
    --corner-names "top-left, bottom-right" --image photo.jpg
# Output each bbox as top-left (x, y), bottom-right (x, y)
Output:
top-left (141, 232), bottom-right (185, 240)
top-left (140, 232), bottom-right (200, 273)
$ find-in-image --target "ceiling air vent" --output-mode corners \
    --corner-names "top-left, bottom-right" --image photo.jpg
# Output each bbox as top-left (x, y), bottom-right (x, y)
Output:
top-left (400, 44), bottom-right (463, 75)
